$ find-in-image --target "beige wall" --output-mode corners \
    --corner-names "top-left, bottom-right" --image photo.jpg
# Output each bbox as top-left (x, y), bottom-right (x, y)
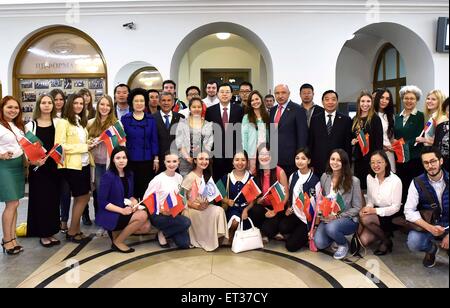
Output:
top-left (178, 34), bottom-right (267, 101)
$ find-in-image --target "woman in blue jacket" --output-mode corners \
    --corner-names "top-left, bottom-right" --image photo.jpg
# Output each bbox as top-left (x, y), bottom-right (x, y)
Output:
top-left (121, 88), bottom-right (159, 200)
top-left (97, 146), bottom-right (151, 253)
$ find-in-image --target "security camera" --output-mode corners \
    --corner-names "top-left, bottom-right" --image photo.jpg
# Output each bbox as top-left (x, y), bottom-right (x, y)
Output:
top-left (123, 22), bottom-right (136, 30)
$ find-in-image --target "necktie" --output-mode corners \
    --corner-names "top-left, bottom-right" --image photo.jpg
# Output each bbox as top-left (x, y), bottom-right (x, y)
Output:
top-left (274, 105), bottom-right (283, 126)
top-left (326, 114), bottom-right (333, 135)
top-left (222, 107), bottom-right (229, 128)
top-left (164, 115), bottom-right (170, 129)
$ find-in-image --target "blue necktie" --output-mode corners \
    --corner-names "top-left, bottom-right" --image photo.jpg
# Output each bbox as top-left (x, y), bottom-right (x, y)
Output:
top-left (164, 115), bottom-right (170, 129)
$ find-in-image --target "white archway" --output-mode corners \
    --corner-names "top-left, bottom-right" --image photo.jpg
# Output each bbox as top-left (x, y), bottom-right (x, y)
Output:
top-left (336, 22), bottom-right (434, 108)
top-left (170, 22), bottom-right (274, 94)
top-left (114, 61), bottom-right (163, 88)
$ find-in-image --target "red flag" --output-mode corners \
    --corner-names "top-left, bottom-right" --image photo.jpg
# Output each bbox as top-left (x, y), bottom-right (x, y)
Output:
top-left (318, 197), bottom-right (333, 218)
top-left (143, 193), bottom-right (158, 215)
top-left (19, 140), bottom-right (46, 161)
top-left (357, 131), bottom-right (370, 156)
top-left (268, 192), bottom-right (284, 213)
top-left (241, 178), bottom-right (262, 203)
top-left (169, 194), bottom-right (185, 218)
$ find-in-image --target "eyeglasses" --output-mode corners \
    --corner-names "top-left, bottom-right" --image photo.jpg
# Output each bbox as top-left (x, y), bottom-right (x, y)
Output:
top-left (239, 90), bottom-right (251, 93)
top-left (370, 160), bottom-right (385, 166)
top-left (423, 159), bottom-right (439, 167)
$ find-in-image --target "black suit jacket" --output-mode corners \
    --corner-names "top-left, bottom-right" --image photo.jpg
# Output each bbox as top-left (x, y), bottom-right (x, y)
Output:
top-left (153, 111), bottom-right (184, 162)
top-left (205, 103), bottom-right (244, 158)
top-left (270, 101), bottom-right (308, 167)
top-left (308, 111), bottom-right (353, 176)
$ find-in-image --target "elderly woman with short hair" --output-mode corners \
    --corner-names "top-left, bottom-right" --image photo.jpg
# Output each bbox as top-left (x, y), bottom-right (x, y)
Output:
top-left (394, 85), bottom-right (425, 203)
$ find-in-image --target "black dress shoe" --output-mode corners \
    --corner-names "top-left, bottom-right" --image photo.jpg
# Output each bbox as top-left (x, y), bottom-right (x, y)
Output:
top-left (39, 239), bottom-right (53, 248)
top-left (157, 231), bottom-right (170, 248)
top-left (111, 243), bottom-right (135, 253)
top-left (374, 240), bottom-right (393, 256)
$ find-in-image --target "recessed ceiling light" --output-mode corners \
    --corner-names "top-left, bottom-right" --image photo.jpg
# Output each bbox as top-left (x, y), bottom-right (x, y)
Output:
top-left (216, 33), bottom-right (231, 40)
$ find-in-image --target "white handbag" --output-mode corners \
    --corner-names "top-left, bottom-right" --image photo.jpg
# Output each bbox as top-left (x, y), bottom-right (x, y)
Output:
top-left (231, 218), bottom-right (264, 253)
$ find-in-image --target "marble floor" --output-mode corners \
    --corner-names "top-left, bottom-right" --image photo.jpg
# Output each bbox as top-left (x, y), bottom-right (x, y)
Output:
top-left (1, 200), bottom-right (448, 288)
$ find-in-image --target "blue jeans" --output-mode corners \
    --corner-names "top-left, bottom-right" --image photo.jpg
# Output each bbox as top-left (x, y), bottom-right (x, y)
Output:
top-left (407, 231), bottom-right (436, 253)
top-left (314, 217), bottom-right (358, 249)
top-left (60, 176), bottom-right (71, 223)
top-left (150, 214), bottom-right (191, 249)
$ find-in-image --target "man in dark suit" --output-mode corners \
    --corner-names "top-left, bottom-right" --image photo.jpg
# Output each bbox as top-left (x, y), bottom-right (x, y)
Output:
top-left (270, 84), bottom-right (309, 177)
top-left (153, 92), bottom-right (184, 173)
top-left (206, 83), bottom-right (244, 181)
top-left (309, 90), bottom-right (353, 177)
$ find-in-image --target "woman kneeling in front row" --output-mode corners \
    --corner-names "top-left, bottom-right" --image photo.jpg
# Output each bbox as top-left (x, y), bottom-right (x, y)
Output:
top-left (96, 146), bottom-right (151, 253)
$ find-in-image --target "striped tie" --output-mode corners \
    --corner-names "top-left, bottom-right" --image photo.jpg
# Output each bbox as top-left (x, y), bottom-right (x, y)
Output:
top-left (326, 114), bottom-right (333, 135)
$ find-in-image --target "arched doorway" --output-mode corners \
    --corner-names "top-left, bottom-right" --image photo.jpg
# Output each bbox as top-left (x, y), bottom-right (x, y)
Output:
top-left (171, 22), bottom-right (273, 99)
top-left (336, 22), bottom-right (434, 112)
top-left (114, 61), bottom-right (164, 91)
top-left (12, 26), bottom-right (107, 122)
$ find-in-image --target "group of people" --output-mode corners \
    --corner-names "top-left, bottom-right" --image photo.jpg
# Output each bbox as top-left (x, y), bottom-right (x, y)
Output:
top-left (0, 79), bottom-right (448, 268)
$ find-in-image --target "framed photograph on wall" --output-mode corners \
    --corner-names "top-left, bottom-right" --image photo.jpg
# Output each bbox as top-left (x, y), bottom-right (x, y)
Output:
top-left (20, 80), bottom-right (34, 89)
top-left (21, 91), bottom-right (36, 102)
top-left (74, 80), bottom-right (85, 88)
top-left (88, 78), bottom-right (104, 89)
top-left (49, 79), bottom-right (63, 87)
top-left (64, 79), bottom-right (72, 89)
top-left (34, 80), bottom-right (49, 89)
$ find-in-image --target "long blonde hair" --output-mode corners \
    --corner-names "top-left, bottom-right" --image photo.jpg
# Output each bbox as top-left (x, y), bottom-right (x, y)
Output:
top-left (425, 89), bottom-right (447, 124)
top-left (352, 91), bottom-right (376, 132)
top-left (88, 95), bottom-right (117, 138)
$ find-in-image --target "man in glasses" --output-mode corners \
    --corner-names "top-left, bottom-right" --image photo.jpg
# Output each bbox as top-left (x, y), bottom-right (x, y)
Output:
top-left (404, 146), bottom-right (449, 268)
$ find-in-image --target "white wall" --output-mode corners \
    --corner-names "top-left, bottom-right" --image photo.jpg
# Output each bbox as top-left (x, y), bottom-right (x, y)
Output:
top-left (0, 1), bottom-right (447, 108)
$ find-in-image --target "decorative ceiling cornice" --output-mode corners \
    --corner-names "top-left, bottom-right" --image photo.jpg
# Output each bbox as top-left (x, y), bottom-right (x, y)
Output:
top-left (0, 1), bottom-right (448, 18)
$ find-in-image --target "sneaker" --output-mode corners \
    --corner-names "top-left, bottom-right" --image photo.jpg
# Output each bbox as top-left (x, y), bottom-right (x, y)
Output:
top-left (423, 244), bottom-right (439, 268)
top-left (333, 243), bottom-right (349, 260)
top-left (274, 233), bottom-right (285, 241)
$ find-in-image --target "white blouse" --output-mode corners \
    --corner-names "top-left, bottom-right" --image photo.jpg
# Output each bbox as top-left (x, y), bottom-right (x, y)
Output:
top-left (366, 172), bottom-right (402, 217)
top-left (0, 122), bottom-right (24, 159)
top-left (378, 112), bottom-right (393, 147)
top-left (143, 172), bottom-right (183, 211)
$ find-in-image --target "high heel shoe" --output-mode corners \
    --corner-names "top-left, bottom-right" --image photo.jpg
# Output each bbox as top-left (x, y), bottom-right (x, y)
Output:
top-left (374, 239), bottom-right (393, 256)
top-left (157, 231), bottom-right (170, 248)
top-left (1, 239), bottom-right (20, 255)
top-left (12, 238), bottom-right (24, 252)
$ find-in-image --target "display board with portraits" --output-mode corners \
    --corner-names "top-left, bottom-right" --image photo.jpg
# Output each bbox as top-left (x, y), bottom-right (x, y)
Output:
top-left (20, 77), bottom-right (105, 123)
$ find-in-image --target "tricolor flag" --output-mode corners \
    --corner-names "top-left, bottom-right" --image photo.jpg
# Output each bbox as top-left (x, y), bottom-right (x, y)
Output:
top-left (99, 129), bottom-right (119, 156)
top-left (48, 144), bottom-right (64, 166)
top-left (357, 130), bottom-right (370, 156)
top-left (267, 181), bottom-right (286, 213)
top-left (19, 132), bottom-right (46, 161)
top-left (163, 192), bottom-right (185, 217)
top-left (392, 138), bottom-right (410, 163)
top-left (111, 121), bottom-right (127, 144)
top-left (215, 179), bottom-right (227, 202)
top-left (295, 192), bottom-right (313, 222)
top-left (424, 118), bottom-right (436, 138)
top-left (241, 178), bottom-right (262, 203)
top-left (143, 193), bottom-right (158, 215)
top-left (331, 193), bottom-right (346, 216)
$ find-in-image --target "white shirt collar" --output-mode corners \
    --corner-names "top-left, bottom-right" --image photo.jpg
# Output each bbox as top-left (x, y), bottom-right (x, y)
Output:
top-left (325, 110), bottom-right (337, 117)
top-left (230, 170), bottom-right (250, 185)
top-left (160, 111), bottom-right (173, 119)
top-left (400, 108), bottom-right (418, 116)
top-left (428, 172), bottom-right (445, 184)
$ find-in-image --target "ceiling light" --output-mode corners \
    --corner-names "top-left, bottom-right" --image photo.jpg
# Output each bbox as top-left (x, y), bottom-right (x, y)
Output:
top-left (216, 33), bottom-right (231, 40)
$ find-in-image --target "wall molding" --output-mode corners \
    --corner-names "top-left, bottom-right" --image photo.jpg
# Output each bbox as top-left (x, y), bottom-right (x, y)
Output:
top-left (1, 1), bottom-right (448, 18)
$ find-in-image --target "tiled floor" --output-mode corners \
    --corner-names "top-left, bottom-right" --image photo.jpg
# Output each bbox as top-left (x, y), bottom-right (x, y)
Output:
top-left (1, 200), bottom-right (448, 288)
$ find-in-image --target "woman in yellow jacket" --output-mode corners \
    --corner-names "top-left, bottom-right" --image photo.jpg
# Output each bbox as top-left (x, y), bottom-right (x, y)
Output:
top-left (55, 94), bottom-right (95, 243)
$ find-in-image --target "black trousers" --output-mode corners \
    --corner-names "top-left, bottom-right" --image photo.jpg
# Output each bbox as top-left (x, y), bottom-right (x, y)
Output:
top-left (249, 205), bottom-right (284, 238)
top-left (396, 158), bottom-right (424, 205)
top-left (279, 214), bottom-right (309, 252)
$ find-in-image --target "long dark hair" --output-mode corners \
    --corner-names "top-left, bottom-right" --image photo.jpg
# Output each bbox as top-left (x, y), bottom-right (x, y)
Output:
top-left (246, 90), bottom-right (270, 130)
top-left (193, 151), bottom-right (212, 182)
top-left (374, 88), bottom-right (395, 139)
top-left (325, 149), bottom-right (353, 193)
top-left (109, 146), bottom-right (131, 176)
top-left (63, 94), bottom-right (87, 127)
top-left (255, 144), bottom-right (277, 188)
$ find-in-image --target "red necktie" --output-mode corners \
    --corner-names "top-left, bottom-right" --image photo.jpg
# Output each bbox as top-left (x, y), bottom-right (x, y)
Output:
top-left (274, 105), bottom-right (283, 126)
top-left (222, 107), bottom-right (229, 128)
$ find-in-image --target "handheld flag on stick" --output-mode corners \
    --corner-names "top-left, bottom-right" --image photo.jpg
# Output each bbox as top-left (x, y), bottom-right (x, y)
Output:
top-left (357, 130), bottom-right (370, 156)
top-left (267, 181), bottom-right (286, 214)
top-left (392, 138), bottom-right (410, 163)
top-left (19, 132), bottom-right (46, 162)
top-left (239, 178), bottom-right (262, 203)
top-left (414, 118), bottom-right (436, 146)
top-left (143, 193), bottom-right (158, 215)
